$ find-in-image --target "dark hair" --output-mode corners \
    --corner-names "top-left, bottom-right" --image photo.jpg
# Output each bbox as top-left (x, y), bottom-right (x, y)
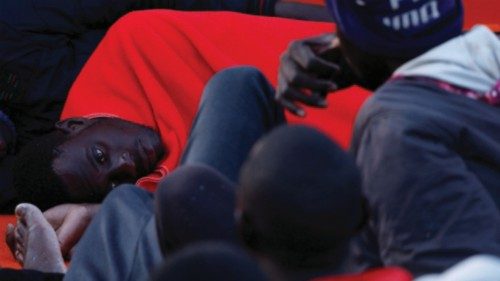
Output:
top-left (155, 164), bottom-right (238, 256)
top-left (238, 125), bottom-right (364, 268)
top-left (13, 130), bottom-right (71, 211)
top-left (150, 242), bottom-right (268, 281)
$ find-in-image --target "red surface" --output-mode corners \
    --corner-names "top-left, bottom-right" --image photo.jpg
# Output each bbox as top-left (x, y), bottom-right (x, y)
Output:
top-left (61, 10), bottom-right (368, 191)
top-left (0, 215), bottom-right (18, 269)
top-left (312, 267), bottom-right (413, 281)
top-left (282, 0), bottom-right (325, 6)
top-left (463, 0), bottom-right (500, 30)
top-left (1, 0), bottom-right (497, 270)
top-left (281, 0), bottom-right (500, 29)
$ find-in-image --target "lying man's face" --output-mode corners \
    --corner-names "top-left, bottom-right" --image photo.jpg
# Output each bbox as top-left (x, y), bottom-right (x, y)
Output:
top-left (13, 117), bottom-right (165, 210)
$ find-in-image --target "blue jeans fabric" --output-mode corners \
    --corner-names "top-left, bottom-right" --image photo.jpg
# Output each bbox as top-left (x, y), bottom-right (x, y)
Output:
top-left (64, 185), bottom-right (163, 281)
top-left (181, 66), bottom-right (285, 182)
top-left (64, 66), bottom-right (283, 281)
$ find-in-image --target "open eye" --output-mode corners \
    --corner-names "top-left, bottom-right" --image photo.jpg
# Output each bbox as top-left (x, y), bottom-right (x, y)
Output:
top-left (92, 146), bottom-right (107, 164)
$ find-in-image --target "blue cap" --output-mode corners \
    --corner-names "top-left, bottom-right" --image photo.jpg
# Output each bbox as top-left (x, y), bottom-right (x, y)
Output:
top-left (326, 0), bottom-right (463, 58)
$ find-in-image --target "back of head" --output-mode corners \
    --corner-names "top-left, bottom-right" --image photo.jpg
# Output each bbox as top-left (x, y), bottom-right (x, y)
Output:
top-left (238, 125), bottom-right (364, 268)
top-left (326, 0), bottom-right (463, 59)
top-left (151, 242), bottom-right (268, 281)
top-left (12, 130), bottom-right (71, 211)
top-left (155, 164), bottom-right (238, 255)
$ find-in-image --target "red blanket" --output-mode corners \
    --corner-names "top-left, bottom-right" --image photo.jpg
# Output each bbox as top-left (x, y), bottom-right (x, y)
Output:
top-left (61, 11), bottom-right (368, 191)
top-left (0, 215), bottom-right (17, 268)
top-left (312, 267), bottom-right (412, 281)
top-left (2, 0), bottom-right (498, 272)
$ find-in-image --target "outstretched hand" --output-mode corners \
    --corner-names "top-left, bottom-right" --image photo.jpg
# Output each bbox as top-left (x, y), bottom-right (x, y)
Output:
top-left (276, 33), bottom-right (354, 116)
top-left (43, 203), bottom-right (101, 260)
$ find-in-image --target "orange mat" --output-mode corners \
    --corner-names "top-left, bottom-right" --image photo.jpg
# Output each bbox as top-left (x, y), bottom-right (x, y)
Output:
top-left (0, 215), bottom-right (18, 269)
top-left (463, 0), bottom-right (500, 30)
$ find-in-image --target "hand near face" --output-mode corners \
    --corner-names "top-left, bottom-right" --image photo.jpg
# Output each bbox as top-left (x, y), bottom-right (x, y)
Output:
top-left (276, 33), bottom-right (355, 116)
top-left (43, 203), bottom-right (101, 260)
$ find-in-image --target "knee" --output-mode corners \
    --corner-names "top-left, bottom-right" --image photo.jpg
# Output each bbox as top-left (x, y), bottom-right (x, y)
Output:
top-left (203, 66), bottom-right (275, 103)
top-left (102, 184), bottom-right (152, 210)
top-left (156, 164), bottom-right (232, 201)
top-left (211, 66), bottom-right (267, 86)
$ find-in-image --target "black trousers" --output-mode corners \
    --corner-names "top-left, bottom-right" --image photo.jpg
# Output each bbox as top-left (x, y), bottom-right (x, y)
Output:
top-left (0, 269), bottom-right (63, 281)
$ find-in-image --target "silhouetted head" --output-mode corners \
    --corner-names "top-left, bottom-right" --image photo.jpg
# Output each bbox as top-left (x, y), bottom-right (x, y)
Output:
top-left (13, 117), bottom-right (164, 210)
top-left (326, 0), bottom-right (463, 90)
top-left (155, 164), bottom-right (238, 255)
top-left (237, 125), bottom-right (364, 272)
top-left (150, 242), bottom-right (268, 281)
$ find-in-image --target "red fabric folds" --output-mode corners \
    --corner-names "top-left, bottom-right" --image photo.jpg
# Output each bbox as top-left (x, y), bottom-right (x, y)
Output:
top-left (61, 11), bottom-right (370, 191)
top-left (311, 267), bottom-right (413, 281)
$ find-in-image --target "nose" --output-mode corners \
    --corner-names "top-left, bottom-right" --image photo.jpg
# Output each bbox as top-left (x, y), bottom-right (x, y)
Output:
top-left (109, 152), bottom-right (137, 182)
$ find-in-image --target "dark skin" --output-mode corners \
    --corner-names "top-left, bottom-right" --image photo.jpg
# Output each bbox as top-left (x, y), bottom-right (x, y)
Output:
top-left (235, 204), bottom-right (346, 281)
top-left (18, 117), bottom-right (164, 259)
top-left (53, 117), bottom-right (164, 202)
top-left (276, 30), bottom-right (407, 116)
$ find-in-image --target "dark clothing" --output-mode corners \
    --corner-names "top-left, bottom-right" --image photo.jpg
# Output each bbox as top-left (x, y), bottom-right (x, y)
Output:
top-left (349, 78), bottom-right (500, 276)
top-left (65, 185), bottom-right (163, 281)
top-left (0, 0), bottom-right (277, 148)
top-left (0, 0), bottom-right (278, 211)
top-left (154, 164), bottom-right (238, 256)
top-left (64, 67), bottom-right (283, 280)
top-left (0, 269), bottom-right (63, 281)
top-left (180, 66), bottom-right (285, 182)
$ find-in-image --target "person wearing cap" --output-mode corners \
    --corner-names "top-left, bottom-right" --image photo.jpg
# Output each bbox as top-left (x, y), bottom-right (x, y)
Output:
top-left (4, 0), bottom-right (498, 278)
top-left (276, 0), bottom-right (500, 276)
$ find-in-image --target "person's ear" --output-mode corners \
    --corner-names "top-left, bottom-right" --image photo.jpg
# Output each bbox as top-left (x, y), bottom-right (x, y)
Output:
top-left (55, 118), bottom-right (94, 135)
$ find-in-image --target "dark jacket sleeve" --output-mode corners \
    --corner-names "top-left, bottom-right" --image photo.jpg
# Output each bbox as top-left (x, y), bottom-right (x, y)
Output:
top-left (351, 110), bottom-right (500, 276)
top-left (0, 0), bottom-right (276, 35)
top-left (0, 0), bottom-right (177, 34)
top-left (0, 109), bottom-right (16, 153)
top-left (0, 269), bottom-right (64, 281)
top-left (169, 0), bottom-right (278, 15)
top-left (0, 0), bottom-right (277, 148)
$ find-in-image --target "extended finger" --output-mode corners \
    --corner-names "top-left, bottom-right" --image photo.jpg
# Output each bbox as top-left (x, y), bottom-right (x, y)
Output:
top-left (276, 79), bottom-right (304, 116)
top-left (276, 93), bottom-right (305, 117)
top-left (278, 73), bottom-right (327, 107)
top-left (286, 87), bottom-right (328, 107)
